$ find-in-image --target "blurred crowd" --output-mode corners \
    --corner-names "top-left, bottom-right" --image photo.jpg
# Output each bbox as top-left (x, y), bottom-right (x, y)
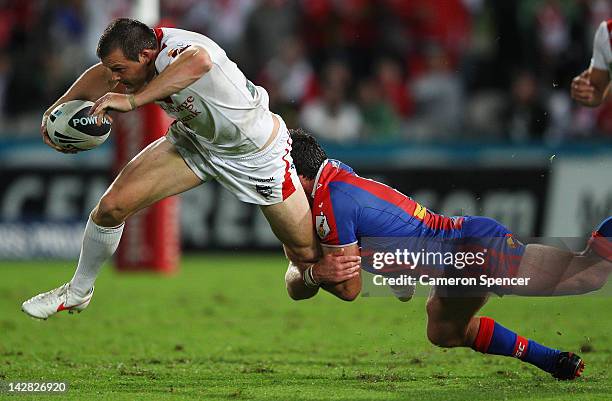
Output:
top-left (1, 0), bottom-right (612, 144)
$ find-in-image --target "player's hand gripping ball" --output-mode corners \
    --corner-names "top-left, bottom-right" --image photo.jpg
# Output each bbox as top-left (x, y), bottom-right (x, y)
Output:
top-left (46, 100), bottom-right (111, 151)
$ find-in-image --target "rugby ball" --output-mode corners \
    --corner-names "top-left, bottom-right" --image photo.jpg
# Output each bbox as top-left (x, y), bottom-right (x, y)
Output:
top-left (46, 100), bottom-right (111, 150)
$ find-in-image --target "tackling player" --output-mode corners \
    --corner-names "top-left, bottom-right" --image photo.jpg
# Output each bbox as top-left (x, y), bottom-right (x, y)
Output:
top-left (285, 129), bottom-right (612, 380)
top-left (21, 18), bottom-right (320, 319)
top-left (571, 19), bottom-right (612, 106)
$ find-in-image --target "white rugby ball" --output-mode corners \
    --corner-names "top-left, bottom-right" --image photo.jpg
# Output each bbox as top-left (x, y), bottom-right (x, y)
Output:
top-left (46, 100), bottom-right (112, 150)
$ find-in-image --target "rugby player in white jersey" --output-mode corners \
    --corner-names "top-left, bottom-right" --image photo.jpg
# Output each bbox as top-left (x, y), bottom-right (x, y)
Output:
top-left (21, 18), bottom-right (322, 319)
top-left (571, 19), bottom-right (612, 106)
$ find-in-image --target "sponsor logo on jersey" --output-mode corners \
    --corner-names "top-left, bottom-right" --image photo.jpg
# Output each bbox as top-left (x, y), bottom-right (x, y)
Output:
top-left (158, 95), bottom-right (202, 123)
top-left (315, 213), bottom-right (330, 239)
top-left (168, 44), bottom-right (191, 58)
top-left (412, 202), bottom-right (427, 220)
top-left (505, 234), bottom-right (518, 249)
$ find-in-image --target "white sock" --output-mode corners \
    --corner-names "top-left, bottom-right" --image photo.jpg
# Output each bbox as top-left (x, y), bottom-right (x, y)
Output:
top-left (70, 215), bottom-right (124, 297)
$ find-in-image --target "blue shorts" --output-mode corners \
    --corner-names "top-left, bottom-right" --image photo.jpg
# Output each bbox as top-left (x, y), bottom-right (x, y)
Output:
top-left (360, 216), bottom-right (526, 295)
top-left (446, 216), bottom-right (526, 295)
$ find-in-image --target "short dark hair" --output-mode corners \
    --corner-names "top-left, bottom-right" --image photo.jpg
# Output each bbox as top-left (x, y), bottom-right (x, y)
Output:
top-left (290, 129), bottom-right (327, 179)
top-left (96, 18), bottom-right (157, 61)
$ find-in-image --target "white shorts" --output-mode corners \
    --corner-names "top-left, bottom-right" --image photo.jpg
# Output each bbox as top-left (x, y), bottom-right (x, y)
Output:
top-left (166, 117), bottom-right (300, 206)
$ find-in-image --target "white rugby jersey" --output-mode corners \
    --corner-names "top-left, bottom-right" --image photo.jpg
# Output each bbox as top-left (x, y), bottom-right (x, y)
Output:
top-left (153, 27), bottom-right (274, 155)
top-left (590, 20), bottom-right (612, 76)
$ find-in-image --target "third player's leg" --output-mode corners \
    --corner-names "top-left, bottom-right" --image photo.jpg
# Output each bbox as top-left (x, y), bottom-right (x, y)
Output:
top-left (513, 244), bottom-right (611, 296)
top-left (93, 137), bottom-right (203, 227)
top-left (426, 289), bottom-right (489, 348)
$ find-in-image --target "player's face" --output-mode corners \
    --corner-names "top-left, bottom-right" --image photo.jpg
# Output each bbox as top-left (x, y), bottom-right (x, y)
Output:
top-left (102, 48), bottom-right (155, 93)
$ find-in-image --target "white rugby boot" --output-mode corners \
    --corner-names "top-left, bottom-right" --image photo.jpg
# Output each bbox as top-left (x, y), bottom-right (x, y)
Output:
top-left (21, 283), bottom-right (94, 320)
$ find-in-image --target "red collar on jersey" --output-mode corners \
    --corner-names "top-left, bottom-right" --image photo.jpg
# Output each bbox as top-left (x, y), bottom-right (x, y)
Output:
top-left (311, 159), bottom-right (348, 198)
top-left (153, 27), bottom-right (164, 49)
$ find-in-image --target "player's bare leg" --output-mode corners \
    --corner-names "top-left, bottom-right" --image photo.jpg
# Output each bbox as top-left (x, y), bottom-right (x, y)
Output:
top-left (425, 290), bottom-right (488, 348)
top-left (508, 217), bottom-right (612, 296)
top-left (76, 136), bottom-right (202, 292)
top-left (426, 288), bottom-right (584, 380)
top-left (511, 244), bottom-right (611, 296)
top-left (92, 137), bottom-right (202, 227)
top-left (22, 137), bottom-right (203, 319)
top-left (260, 184), bottom-right (320, 265)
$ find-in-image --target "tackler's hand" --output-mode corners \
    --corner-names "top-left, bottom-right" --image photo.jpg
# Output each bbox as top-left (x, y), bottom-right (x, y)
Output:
top-left (311, 248), bottom-right (361, 284)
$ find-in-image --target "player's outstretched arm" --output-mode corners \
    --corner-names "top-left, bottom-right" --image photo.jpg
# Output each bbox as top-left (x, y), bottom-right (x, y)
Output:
top-left (41, 63), bottom-right (116, 153)
top-left (134, 45), bottom-right (212, 105)
top-left (285, 245), bottom-right (362, 301)
top-left (571, 68), bottom-right (610, 107)
top-left (89, 44), bottom-right (212, 123)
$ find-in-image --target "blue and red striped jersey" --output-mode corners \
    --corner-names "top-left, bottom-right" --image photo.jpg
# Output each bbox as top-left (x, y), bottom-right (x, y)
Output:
top-left (311, 159), bottom-right (464, 246)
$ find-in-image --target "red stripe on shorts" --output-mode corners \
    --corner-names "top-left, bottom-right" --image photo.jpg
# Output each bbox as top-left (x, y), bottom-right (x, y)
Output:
top-left (281, 139), bottom-right (296, 200)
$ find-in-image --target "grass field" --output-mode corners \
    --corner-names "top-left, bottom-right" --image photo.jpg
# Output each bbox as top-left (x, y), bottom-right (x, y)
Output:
top-left (1, 254), bottom-right (611, 400)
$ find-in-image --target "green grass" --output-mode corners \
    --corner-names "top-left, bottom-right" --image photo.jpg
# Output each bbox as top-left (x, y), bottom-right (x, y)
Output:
top-left (0, 254), bottom-right (610, 400)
